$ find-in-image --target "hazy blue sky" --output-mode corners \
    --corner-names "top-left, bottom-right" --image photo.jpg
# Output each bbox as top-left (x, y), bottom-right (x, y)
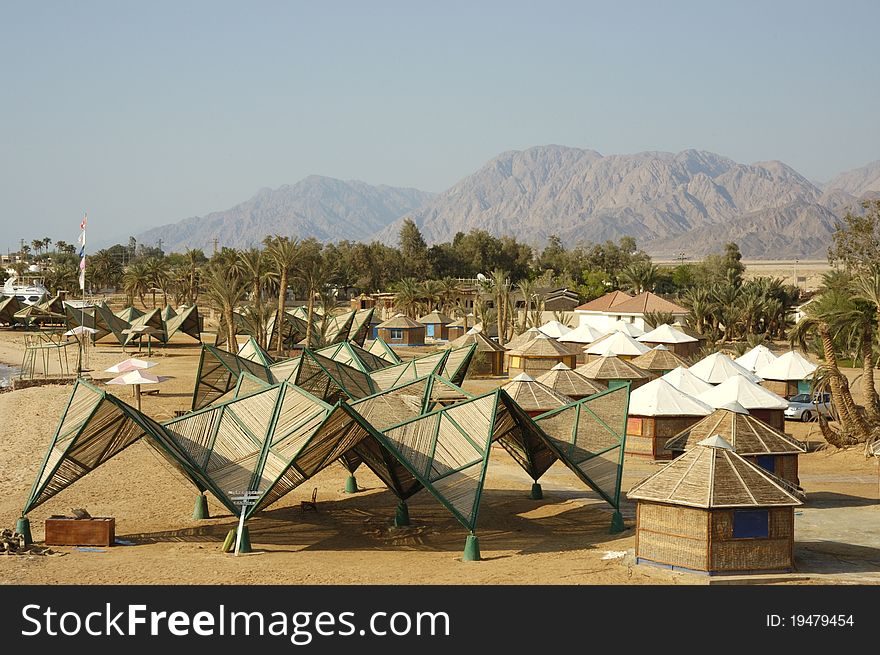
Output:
top-left (2, 0), bottom-right (878, 252)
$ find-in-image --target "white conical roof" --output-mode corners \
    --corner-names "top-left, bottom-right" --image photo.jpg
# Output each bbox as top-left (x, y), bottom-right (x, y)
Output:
top-left (629, 378), bottom-right (714, 417)
top-left (755, 350), bottom-right (817, 381)
top-left (558, 323), bottom-right (605, 344)
top-left (538, 320), bottom-right (572, 338)
top-left (661, 366), bottom-right (714, 396)
top-left (510, 372), bottom-right (535, 382)
top-left (611, 320), bottom-right (645, 337)
top-left (638, 323), bottom-right (698, 344)
top-left (689, 352), bottom-right (761, 384)
top-left (734, 344), bottom-right (778, 373)
top-left (697, 374), bottom-right (788, 410)
top-left (585, 330), bottom-right (651, 357)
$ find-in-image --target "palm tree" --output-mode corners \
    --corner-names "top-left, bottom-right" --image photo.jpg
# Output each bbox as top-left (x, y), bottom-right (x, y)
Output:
top-left (515, 278), bottom-right (538, 334)
top-left (123, 261), bottom-right (152, 308)
top-left (144, 257), bottom-right (171, 307)
top-left (31, 239), bottom-right (43, 257)
top-left (680, 287), bottom-right (715, 336)
top-left (438, 277), bottom-right (462, 316)
top-left (489, 269), bottom-right (512, 345)
top-left (393, 277), bottom-right (422, 319)
top-left (237, 248), bottom-right (271, 305)
top-left (204, 266), bottom-right (246, 352)
top-left (264, 236), bottom-right (300, 353)
top-left (619, 262), bottom-right (659, 294)
top-left (296, 255), bottom-right (337, 347)
top-left (42, 237), bottom-right (52, 255)
top-left (790, 288), bottom-right (872, 446)
top-left (420, 279), bottom-right (444, 314)
top-left (183, 248), bottom-right (205, 304)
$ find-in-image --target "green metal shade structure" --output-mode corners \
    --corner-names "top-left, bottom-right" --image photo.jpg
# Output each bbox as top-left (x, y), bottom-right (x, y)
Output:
top-left (0, 296), bottom-right (23, 325)
top-left (367, 337), bottom-right (401, 364)
top-left (347, 307), bottom-right (375, 346)
top-left (192, 344), bottom-right (273, 410)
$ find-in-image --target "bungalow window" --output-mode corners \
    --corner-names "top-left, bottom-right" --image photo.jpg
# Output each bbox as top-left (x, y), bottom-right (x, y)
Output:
top-left (732, 509), bottom-right (770, 539)
top-left (389, 329), bottom-right (404, 340)
top-left (755, 455), bottom-right (775, 473)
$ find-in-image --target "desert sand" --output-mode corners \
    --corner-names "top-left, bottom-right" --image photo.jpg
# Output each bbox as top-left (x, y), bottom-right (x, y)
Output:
top-left (0, 328), bottom-right (877, 585)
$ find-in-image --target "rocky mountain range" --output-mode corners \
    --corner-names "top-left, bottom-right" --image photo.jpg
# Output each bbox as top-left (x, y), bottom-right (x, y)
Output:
top-left (136, 147), bottom-right (879, 258)
top-left (136, 175), bottom-right (434, 252)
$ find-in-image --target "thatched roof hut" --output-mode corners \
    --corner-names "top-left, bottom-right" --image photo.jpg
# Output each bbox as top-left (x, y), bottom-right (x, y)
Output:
top-left (756, 351), bottom-right (817, 397)
top-left (735, 344), bottom-right (777, 374)
top-left (446, 329), bottom-right (506, 377)
top-left (689, 352), bottom-right (761, 385)
top-left (625, 378), bottom-right (713, 459)
top-left (664, 402), bottom-right (806, 485)
top-left (697, 374), bottom-right (788, 431)
top-left (637, 323), bottom-right (699, 357)
top-left (536, 363), bottom-right (605, 400)
top-left (417, 311), bottom-right (453, 340)
top-left (507, 334), bottom-right (579, 377)
top-left (575, 355), bottom-right (651, 389)
top-left (376, 314), bottom-right (426, 346)
top-left (627, 435), bottom-right (803, 575)
top-left (446, 314), bottom-right (476, 340)
top-left (502, 373), bottom-right (573, 416)
top-left (505, 327), bottom-right (543, 351)
top-left (631, 345), bottom-right (689, 375)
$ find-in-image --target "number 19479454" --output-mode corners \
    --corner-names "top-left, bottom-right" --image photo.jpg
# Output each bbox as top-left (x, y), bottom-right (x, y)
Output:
top-left (766, 614), bottom-right (854, 627)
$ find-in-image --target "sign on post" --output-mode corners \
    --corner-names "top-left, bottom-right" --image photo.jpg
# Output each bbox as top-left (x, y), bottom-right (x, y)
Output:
top-left (229, 490), bottom-right (260, 556)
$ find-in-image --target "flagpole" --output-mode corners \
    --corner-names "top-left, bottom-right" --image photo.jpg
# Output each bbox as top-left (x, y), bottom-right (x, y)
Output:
top-left (78, 213), bottom-right (87, 377)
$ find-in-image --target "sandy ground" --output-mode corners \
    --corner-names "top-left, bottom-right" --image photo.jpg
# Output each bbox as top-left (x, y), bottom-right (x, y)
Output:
top-left (0, 328), bottom-right (878, 585)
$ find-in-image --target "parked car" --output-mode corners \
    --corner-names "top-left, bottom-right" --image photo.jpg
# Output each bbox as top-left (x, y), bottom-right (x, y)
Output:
top-left (784, 392), bottom-right (832, 422)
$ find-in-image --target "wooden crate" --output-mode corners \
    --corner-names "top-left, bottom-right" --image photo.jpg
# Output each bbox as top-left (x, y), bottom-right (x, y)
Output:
top-left (45, 517), bottom-right (115, 547)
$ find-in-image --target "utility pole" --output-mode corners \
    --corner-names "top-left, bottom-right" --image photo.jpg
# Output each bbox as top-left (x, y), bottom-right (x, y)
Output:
top-left (157, 238), bottom-right (163, 256)
top-left (213, 238), bottom-right (218, 256)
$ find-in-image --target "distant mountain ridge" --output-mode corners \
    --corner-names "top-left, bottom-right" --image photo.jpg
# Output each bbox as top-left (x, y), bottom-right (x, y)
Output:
top-left (374, 146), bottom-right (861, 258)
top-left (136, 175), bottom-right (435, 252)
top-left (136, 147), bottom-right (878, 258)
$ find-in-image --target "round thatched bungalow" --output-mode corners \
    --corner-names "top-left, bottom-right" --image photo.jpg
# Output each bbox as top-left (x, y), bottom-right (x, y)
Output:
top-left (631, 344), bottom-right (689, 376)
top-left (661, 366), bottom-right (713, 397)
top-left (734, 344), bottom-right (777, 374)
top-left (576, 355), bottom-right (651, 390)
top-left (376, 314), bottom-right (426, 346)
top-left (627, 435), bottom-right (804, 575)
top-left (446, 329), bottom-right (506, 377)
top-left (536, 363), bottom-right (605, 400)
top-left (689, 352), bottom-right (761, 385)
top-left (664, 402), bottom-right (807, 485)
top-left (505, 327), bottom-right (543, 351)
top-left (502, 373), bottom-right (572, 416)
top-left (507, 334), bottom-right (579, 377)
top-left (584, 330), bottom-right (651, 362)
top-left (625, 378), bottom-right (713, 460)
top-left (755, 350), bottom-right (817, 398)
top-left (446, 314), bottom-right (476, 341)
top-left (637, 323), bottom-right (700, 358)
top-left (417, 310), bottom-right (453, 340)
top-left (697, 374), bottom-right (789, 432)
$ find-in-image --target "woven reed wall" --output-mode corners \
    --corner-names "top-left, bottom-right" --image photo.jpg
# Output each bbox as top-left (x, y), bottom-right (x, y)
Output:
top-left (626, 416), bottom-right (701, 459)
top-left (709, 507), bottom-right (794, 571)
top-left (759, 379), bottom-right (796, 397)
top-left (636, 502), bottom-right (709, 571)
top-left (468, 351), bottom-right (503, 377)
top-left (447, 326), bottom-right (466, 340)
top-left (750, 408), bottom-right (785, 432)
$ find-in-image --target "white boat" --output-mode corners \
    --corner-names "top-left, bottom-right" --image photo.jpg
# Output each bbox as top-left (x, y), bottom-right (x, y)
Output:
top-left (3, 269), bottom-right (49, 306)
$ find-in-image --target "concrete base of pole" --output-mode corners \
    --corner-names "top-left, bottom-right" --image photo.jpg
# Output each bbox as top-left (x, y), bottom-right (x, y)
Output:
top-left (462, 534), bottom-right (481, 561)
top-left (192, 494), bottom-right (210, 519)
top-left (529, 482), bottom-right (543, 500)
top-left (393, 500), bottom-right (410, 527)
top-left (16, 517), bottom-right (32, 546)
top-left (344, 474), bottom-right (359, 494)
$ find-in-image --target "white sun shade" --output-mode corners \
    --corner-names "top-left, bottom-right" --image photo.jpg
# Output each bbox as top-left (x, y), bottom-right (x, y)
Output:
top-left (755, 350), bottom-right (817, 381)
top-left (106, 370), bottom-right (170, 385)
top-left (637, 324), bottom-right (698, 344)
top-left (661, 366), bottom-right (714, 396)
top-left (558, 324), bottom-right (605, 344)
top-left (689, 352), bottom-right (761, 384)
top-left (628, 378), bottom-right (714, 417)
top-left (734, 344), bottom-right (778, 373)
top-left (585, 330), bottom-right (651, 357)
top-left (697, 374), bottom-right (788, 410)
top-left (105, 358), bottom-right (159, 374)
top-left (538, 320), bottom-right (572, 338)
top-left (611, 320), bottom-right (645, 337)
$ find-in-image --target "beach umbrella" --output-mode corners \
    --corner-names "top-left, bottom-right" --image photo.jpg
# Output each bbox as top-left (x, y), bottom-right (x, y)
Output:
top-left (105, 358), bottom-right (159, 374)
top-left (64, 325), bottom-right (98, 337)
top-left (106, 369), bottom-right (170, 411)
